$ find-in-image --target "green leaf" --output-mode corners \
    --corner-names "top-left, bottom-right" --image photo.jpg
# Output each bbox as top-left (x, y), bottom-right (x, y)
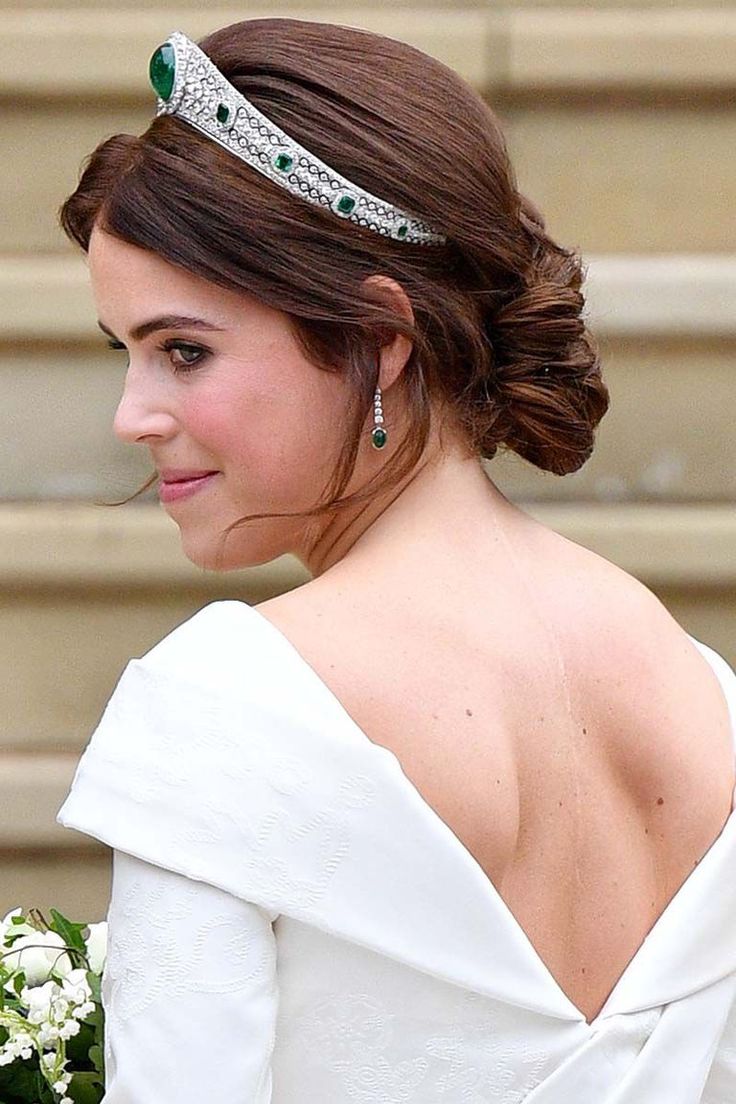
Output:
top-left (86, 970), bottom-right (102, 1002)
top-left (89, 1003), bottom-right (105, 1081)
top-left (34, 1066), bottom-right (56, 1104)
top-left (67, 1069), bottom-right (105, 1104)
top-left (49, 909), bottom-right (88, 954)
top-left (88, 1044), bottom-right (104, 1076)
top-left (4, 929), bottom-right (30, 947)
top-left (65, 1020), bottom-right (96, 1064)
top-left (0, 1052), bottom-right (54, 1103)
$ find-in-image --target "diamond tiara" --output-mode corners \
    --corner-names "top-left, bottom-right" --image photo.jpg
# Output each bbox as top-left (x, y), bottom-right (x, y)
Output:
top-left (148, 30), bottom-right (447, 247)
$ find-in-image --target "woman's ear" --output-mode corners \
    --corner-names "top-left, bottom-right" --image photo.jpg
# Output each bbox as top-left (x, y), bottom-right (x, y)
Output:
top-left (362, 274), bottom-right (415, 389)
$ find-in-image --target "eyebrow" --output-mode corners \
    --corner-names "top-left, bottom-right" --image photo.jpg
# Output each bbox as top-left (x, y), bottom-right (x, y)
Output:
top-left (97, 314), bottom-right (228, 343)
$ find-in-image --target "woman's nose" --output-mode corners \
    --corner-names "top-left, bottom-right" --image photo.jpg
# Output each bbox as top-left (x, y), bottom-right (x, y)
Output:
top-left (112, 371), bottom-right (177, 445)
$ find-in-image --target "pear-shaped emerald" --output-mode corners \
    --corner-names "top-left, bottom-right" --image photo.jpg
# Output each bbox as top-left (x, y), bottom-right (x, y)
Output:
top-left (371, 426), bottom-right (387, 449)
top-left (149, 43), bottom-right (176, 101)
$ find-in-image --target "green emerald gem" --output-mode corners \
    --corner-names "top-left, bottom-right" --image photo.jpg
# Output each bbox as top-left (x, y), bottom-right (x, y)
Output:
top-left (149, 43), bottom-right (176, 101)
top-left (274, 152), bottom-right (294, 172)
top-left (397, 224), bottom-right (408, 239)
top-left (371, 426), bottom-right (387, 449)
top-left (337, 195), bottom-right (356, 215)
top-left (216, 103), bottom-right (230, 124)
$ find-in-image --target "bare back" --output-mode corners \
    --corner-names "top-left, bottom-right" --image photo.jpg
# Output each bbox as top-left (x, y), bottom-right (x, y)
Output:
top-left (255, 525), bottom-right (735, 1024)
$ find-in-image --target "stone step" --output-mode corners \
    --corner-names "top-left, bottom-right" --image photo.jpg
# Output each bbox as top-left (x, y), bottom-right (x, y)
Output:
top-left (0, 850), bottom-right (111, 925)
top-left (3, 8), bottom-right (735, 93)
top-left (0, 754), bottom-right (109, 923)
top-left (3, 0), bottom-right (732, 9)
top-left (4, 253), bottom-right (734, 341)
top-left (1, 254), bottom-right (734, 501)
top-left (2, 9), bottom-right (735, 253)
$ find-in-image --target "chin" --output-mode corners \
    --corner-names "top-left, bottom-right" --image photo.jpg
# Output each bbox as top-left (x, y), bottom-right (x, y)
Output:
top-left (179, 534), bottom-right (240, 572)
top-left (178, 528), bottom-right (279, 573)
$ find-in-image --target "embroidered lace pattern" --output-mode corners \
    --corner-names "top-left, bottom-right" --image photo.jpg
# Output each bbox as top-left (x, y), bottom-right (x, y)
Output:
top-left (101, 849), bottom-right (278, 1101)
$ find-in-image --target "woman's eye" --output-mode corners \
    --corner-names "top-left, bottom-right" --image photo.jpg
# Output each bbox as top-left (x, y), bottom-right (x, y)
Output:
top-left (160, 341), bottom-right (208, 372)
top-left (104, 333), bottom-right (207, 373)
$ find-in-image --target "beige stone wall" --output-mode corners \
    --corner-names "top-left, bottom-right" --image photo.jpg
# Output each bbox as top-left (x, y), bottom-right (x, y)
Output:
top-left (1, 1), bottom-right (734, 919)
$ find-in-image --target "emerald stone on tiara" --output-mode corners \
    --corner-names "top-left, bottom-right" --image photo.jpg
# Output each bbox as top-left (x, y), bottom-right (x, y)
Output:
top-left (147, 30), bottom-right (447, 247)
top-left (149, 43), bottom-right (176, 101)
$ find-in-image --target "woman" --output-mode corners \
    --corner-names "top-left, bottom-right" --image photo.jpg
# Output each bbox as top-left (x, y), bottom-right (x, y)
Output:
top-left (56, 17), bottom-right (736, 1102)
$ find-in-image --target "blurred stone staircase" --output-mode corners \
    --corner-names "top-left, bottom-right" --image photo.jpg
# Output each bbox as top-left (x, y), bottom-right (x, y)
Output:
top-left (1, 0), bottom-right (734, 918)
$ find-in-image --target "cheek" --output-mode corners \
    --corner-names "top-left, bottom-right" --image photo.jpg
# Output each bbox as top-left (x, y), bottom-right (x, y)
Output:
top-left (179, 395), bottom-right (238, 459)
top-left (180, 371), bottom-right (346, 491)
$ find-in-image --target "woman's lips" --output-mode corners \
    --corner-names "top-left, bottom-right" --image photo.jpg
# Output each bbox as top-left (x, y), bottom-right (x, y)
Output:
top-left (158, 471), bottom-right (220, 503)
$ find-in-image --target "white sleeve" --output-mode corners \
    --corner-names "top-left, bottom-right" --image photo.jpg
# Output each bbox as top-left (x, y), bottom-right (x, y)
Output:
top-left (100, 849), bottom-right (278, 1103)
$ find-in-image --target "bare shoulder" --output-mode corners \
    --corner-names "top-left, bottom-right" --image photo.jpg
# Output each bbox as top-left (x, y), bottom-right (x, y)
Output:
top-left (254, 546), bottom-right (734, 810)
top-left (543, 541), bottom-right (735, 822)
top-left (543, 531), bottom-right (732, 732)
top-left (254, 548), bottom-right (732, 744)
top-left (599, 556), bottom-right (731, 730)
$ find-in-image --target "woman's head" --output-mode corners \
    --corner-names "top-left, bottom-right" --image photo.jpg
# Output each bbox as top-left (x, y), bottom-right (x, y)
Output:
top-left (60, 17), bottom-right (608, 572)
top-left (87, 224), bottom-right (421, 571)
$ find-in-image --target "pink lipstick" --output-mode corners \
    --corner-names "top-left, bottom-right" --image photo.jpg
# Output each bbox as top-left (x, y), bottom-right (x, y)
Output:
top-left (158, 470), bottom-right (220, 503)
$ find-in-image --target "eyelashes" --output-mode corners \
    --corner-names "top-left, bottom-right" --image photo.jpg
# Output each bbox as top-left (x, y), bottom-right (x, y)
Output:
top-left (105, 338), bottom-right (209, 373)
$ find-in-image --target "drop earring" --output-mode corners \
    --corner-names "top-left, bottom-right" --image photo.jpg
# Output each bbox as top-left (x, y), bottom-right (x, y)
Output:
top-left (371, 385), bottom-right (387, 449)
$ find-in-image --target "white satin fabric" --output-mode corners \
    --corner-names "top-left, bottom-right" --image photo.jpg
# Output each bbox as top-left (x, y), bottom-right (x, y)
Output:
top-left (56, 600), bottom-right (736, 1102)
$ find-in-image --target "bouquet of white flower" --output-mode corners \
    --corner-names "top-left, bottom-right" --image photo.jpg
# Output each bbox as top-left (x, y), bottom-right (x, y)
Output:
top-left (0, 906), bottom-right (106, 1104)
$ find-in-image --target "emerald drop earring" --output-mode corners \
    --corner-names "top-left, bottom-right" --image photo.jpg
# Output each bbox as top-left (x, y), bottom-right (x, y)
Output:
top-left (371, 386), bottom-right (387, 449)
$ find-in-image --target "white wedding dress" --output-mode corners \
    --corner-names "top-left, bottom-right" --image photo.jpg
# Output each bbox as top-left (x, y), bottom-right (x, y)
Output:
top-left (56, 600), bottom-right (736, 1102)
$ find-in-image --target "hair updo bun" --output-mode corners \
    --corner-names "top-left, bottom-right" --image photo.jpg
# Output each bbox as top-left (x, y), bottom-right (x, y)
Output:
top-left (58, 16), bottom-right (609, 539)
top-left (473, 193), bottom-right (609, 476)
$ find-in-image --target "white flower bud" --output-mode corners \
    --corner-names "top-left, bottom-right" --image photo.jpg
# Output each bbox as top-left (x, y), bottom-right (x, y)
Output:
top-left (4, 931), bottom-right (74, 986)
top-left (84, 922), bottom-right (107, 974)
top-left (38, 1023), bottom-right (60, 1045)
top-left (61, 968), bottom-right (92, 1006)
top-left (20, 978), bottom-right (58, 1013)
top-left (0, 907), bottom-right (36, 943)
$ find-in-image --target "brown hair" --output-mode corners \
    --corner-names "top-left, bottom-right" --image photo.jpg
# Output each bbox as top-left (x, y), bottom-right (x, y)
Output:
top-left (59, 16), bottom-right (609, 538)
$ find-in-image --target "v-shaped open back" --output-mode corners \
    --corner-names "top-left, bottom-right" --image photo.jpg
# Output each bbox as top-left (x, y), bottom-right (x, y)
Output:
top-left (240, 601), bottom-right (736, 1027)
